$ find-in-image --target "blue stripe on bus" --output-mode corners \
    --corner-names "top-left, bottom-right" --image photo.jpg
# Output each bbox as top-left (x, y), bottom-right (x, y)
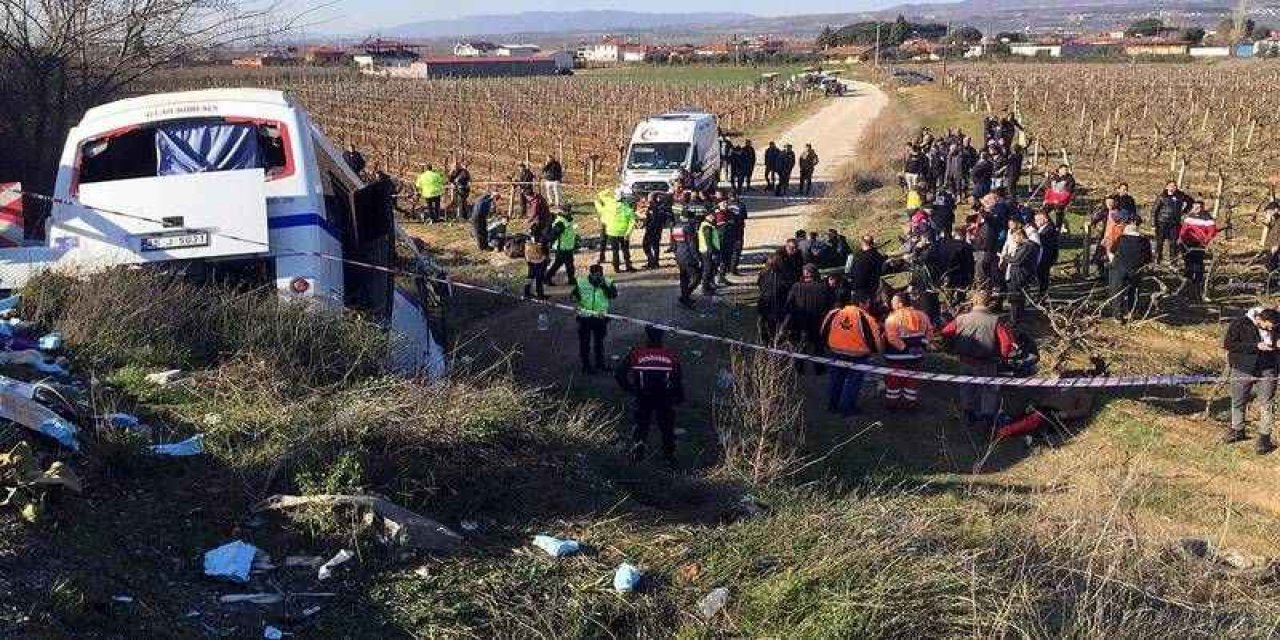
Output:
top-left (268, 213), bottom-right (339, 239)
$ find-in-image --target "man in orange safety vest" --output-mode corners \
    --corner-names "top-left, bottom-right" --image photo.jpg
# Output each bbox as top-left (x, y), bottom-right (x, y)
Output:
top-left (820, 291), bottom-right (884, 416)
top-left (883, 292), bottom-right (935, 410)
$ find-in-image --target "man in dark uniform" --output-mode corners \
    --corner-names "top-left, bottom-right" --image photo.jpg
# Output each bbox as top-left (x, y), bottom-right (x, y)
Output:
top-left (616, 326), bottom-right (685, 467)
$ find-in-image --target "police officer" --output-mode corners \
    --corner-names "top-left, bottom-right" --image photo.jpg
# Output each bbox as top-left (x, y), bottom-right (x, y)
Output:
top-left (642, 190), bottom-right (672, 269)
top-left (671, 206), bottom-right (702, 308)
top-left (571, 264), bottom-right (618, 374)
top-left (546, 205), bottom-right (578, 286)
top-left (616, 325), bottom-right (685, 467)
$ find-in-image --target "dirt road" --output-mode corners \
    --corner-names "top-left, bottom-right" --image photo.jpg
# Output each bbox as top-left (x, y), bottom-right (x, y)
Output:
top-left (461, 82), bottom-right (888, 373)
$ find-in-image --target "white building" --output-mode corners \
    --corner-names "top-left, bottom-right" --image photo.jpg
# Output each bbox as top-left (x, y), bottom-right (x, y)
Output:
top-left (453, 41), bottom-right (497, 57)
top-left (542, 50), bottom-right (575, 71)
top-left (496, 44), bottom-right (540, 57)
top-left (580, 41), bottom-right (621, 63)
top-left (621, 45), bottom-right (649, 62)
top-left (1009, 43), bottom-right (1062, 57)
top-left (1189, 46), bottom-right (1231, 58)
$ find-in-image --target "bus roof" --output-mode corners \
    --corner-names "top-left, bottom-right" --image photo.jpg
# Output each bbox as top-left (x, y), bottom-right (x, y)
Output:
top-left (80, 88), bottom-right (297, 127)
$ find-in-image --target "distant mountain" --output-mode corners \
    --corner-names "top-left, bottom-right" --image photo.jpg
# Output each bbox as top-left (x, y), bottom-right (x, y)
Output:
top-left (383, 11), bottom-right (756, 40)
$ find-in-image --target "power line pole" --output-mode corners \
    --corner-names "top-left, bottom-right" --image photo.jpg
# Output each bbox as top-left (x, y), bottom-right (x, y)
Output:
top-left (874, 22), bottom-right (881, 69)
top-left (942, 21), bottom-right (951, 77)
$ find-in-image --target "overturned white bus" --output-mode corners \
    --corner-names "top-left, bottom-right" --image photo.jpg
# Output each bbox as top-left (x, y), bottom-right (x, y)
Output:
top-left (0, 88), bottom-right (446, 377)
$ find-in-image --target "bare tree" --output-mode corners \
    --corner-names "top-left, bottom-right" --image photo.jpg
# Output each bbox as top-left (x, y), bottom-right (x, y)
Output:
top-left (0, 0), bottom-right (308, 191)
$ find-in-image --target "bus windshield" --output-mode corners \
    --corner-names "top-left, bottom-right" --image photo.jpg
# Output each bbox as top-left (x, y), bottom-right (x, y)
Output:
top-left (626, 143), bottom-right (689, 171)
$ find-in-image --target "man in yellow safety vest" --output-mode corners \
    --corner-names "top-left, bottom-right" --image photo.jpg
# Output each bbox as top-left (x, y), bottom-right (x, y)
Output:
top-left (546, 205), bottom-right (579, 286)
top-left (415, 164), bottom-right (445, 223)
top-left (571, 264), bottom-right (619, 374)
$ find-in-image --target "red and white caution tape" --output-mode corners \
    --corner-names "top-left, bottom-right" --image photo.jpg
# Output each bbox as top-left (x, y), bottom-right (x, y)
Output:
top-left (1, 186), bottom-right (1246, 389)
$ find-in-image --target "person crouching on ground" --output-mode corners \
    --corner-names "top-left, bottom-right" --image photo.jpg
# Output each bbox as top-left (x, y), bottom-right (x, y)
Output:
top-left (616, 326), bottom-right (685, 468)
top-left (1223, 306), bottom-right (1280, 455)
top-left (820, 291), bottom-right (884, 416)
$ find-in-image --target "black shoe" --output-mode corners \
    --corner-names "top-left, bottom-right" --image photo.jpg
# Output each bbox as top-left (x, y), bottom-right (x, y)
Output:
top-left (1257, 434), bottom-right (1276, 455)
top-left (1222, 429), bottom-right (1248, 444)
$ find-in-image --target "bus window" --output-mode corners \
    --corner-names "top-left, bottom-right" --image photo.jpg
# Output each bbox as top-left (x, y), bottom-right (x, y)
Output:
top-left (78, 119), bottom-right (290, 185)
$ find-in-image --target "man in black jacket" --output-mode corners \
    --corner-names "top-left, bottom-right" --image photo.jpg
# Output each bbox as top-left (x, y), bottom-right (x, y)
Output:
top-left (741, 140), bottom-right (757, 192)
top-left (1107, 224), bottom-right (1152, 321)
top-left (1223, 307), bottom-right (1280, 454)
top-left (1151, 181), bottom-right (1191, 263)
top-left (846, 235), bottom-right (885, 299)
top-left (776, 144), bottom-right (797, 196)
top-left (763, 141), bottom-right (780, 192)
top-left (447, 161), bottom-right (471, 221)
top-left (1033, 212), bottom-right (1059, 296)
top-left (343, 143), bottom-right (366, 176)
top-left (782, 264), bottom-right (834, 374)
top-left (756, 253), bottom-right (794, 344)
top-left (541, 155), bottom-right (564, 207)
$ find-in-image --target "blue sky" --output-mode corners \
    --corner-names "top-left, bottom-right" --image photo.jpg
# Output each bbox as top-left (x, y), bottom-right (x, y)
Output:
top-left (307, 0), bottom-right (902, 34)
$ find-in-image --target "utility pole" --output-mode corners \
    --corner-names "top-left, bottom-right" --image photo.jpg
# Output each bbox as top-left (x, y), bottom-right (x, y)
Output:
top-left (942, 21), bottom-right (951, 77)
top-left (874, 22), bottom-right (881, 68)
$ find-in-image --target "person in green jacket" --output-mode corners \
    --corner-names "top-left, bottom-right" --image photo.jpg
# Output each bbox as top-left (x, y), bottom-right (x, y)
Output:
top-left (415, 164), bottom-right (446, 223)
top-left (605, 189), bottom-right (637, 273)
top-left (546, 205), bottom-right (579, 286)
top-left (571, 264), bottom-right (619, 374)
top-left (594, 189), bottom-right (616, 265)
top-left (697, 212), bottom-right (722, 295)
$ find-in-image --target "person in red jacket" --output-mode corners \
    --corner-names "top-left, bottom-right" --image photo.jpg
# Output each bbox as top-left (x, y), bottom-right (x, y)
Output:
top-left (941, 290), bottom-right (1016, 428)
top-left (616, 326), bottom-right (685, 467)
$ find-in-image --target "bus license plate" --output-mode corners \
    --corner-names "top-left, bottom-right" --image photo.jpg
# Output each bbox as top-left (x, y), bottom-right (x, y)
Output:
top-left (140, 231), bottom-right (211, 252)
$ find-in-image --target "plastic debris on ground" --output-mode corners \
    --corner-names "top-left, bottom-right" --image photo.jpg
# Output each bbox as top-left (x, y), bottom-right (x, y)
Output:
top-left (0, 294), bottom-right (19, 314)
top-left (1, 441), bottom-right (82, 493)
top-left (219, 593), bottom-right (284, 605)
top-left (149, 434), bottom-right (204, 457)
top-left (263, 625), bottom-right (285, 639)
top-left (111, 595), bottom-right (133, 603)
top-left (256, 494), bottom-right (463, 553)
top-left (317, 549), bottom-right (354, 581)
top-left (459, 520), bottom-right (479, 532)
top-left (203, 540), bottom-right (261, 584)
top-left (37, 333), bottom-right (61, 352)
top-left (613, 563), bottom-right (642, 592)
top-left (698, 587), bottom-right (729, 620)
top-left (532, 535), bottom-right (580, 558)
top-left (102, 413), bottom-right (143, 430)
top-left (0, 350), bottom-right (70, 376)
top-left (283, 555), bottom-right (325, 568)
top-left (144, 369), bottom-right (183, 386)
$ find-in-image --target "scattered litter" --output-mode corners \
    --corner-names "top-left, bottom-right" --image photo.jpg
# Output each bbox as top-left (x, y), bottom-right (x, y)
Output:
top-left (301, 606), bottom-right (322, 617)
top-left (256, 494), bottom-right (463, 553)
top-left (613, 563), bottom-right (642, 592)
top-left (531, 535), bottom-right (580, 557)
top-left (37, 333), bottom-right (62, 353)
top-left (0, 441), bottom-right (82, 493)
top-left (263, 625), bottom-right (286, 639)
top-left (218, 593), bottom-right (283, 605)
top-left (102, 413), bottom-right (143, 430)
top-left (0, 350), bottom-right (69, 376)
top-left (251, 553), bottom-right (276, 573)
top-left (202, 413), bottom-right (222, 426)
top-left (536, 313), bottom-right (550, 331)
top-left (317, 549), bottom-right (354, 581)
top-left (144, 369), bottom-right (184, 386)
top-left (413, 566), bottom-right (431, 578)
top-left (203, 540), bottom-right (260, 584)
top-left (149, 435), bottom-right (204, 457)
top-left (459, 520), bottom-right (479, 532)
top-left (111, 595), bottom-right (134, 603)
top-left (184, 609), bottom-right (202, 618)
top-left (283, 555), bottom-right (326, 568)
top-left (698, 587), bottom-right (729, 620)
top-left (0, 380), bottom-right (81, 450)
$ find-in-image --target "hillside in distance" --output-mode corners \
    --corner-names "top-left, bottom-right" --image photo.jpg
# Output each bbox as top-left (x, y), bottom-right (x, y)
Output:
top-left (383, 10), bottom-right (755, 39)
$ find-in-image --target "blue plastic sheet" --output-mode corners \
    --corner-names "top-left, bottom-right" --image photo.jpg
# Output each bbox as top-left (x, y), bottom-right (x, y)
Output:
top-left (532, 535), bottom-right (580, 557)
top-left (156, 123), bottom-right (262, 176)
top-left (0, 293), bottom-right (20, 313)
top-left (149, 434), bottom-right (204, 457)
top-left (203, 539), bottom-right (259, 584)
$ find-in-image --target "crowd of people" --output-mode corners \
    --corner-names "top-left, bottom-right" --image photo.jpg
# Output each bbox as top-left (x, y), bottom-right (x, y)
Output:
top-left (345, 108), bottom-right (1280, 462)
